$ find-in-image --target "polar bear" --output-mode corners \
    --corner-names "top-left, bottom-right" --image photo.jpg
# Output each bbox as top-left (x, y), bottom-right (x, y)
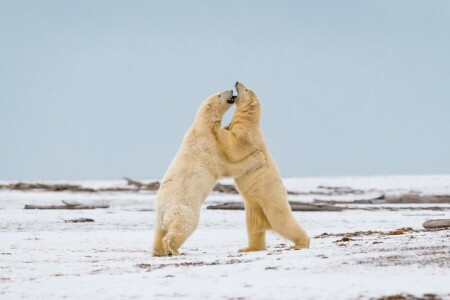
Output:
top-left (218, 82), bottom-right (310, 251)
top-left (152, 90), bottom-right (266, 256)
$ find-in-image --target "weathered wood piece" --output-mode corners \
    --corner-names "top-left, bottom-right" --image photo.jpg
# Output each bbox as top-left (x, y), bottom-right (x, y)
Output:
top-left (315, 193), bottom-right (450, 204)
top-left (213, 183), bottom-right (239, 194)
top-left (206, 202), bottom-right (243, 210)
top-left (0, 182), bottom-right (95, 192)
top-left (123, 177), bottom-right (160, 191)
top-left (0, 178), bottom-right (161, 193)
top-left (207, 201), bottom-right (343, 212)
top-left (24, 200), bottom-right (109, 210)
top-left (314, 194), bottom-right (386, 205)
top-left (384, 194), bottom-right (450, 204)
top-left (422, 219), bottom-right (450, 229)
top-left (62, 218), bottom-right (95, 223)
top-left (288, 186), bottom-right (367, 196)
top-left (123, 177), bottom-right (145, 188)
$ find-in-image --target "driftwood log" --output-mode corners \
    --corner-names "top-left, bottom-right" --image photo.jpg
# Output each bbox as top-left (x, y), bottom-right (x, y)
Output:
top-left (288, 186), bottom-right (367, 196)
top-left (207, 201), bottom-right (343, 212)
top-left (62, 218), bottom-right (95, 223)
top-left (123, 177), bottom-right (145, 189)
top-left (213, 183), bottom-right (239, 194)
top-left (25, 200), bottom-right (109, 210)
top-left (422, 219), bottom-right (450, 229)
top-left (0, 182), bottom-right (95, 192)
top-left (123, 177), bottom-right (160, 191)
top-left (383, 194), bottom-right (450, 204)
top-left (315, 193), bottom-right (450, 204)
top-left (0, 179), bottom-right (162, 193)
top-left (124, 178), bottom-right (238, 193)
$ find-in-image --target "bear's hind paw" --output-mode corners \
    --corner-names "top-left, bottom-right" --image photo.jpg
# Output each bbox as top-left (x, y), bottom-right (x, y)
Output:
top-left (152, 249), bottom-right (167, 257)
top-left (292, 242), bottom-right (310, 250)
top-left (238, 246), bottom-right (266, 253)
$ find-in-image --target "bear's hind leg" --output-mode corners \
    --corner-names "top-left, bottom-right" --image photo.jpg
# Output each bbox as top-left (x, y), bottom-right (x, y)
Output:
top-left (276, 219), bottom-right (310, 249)
top-left (271, 213), bottom-right (310, 249)
top-left (162, 210), bottom-right (199, 256)
top-left (162, 228), bottom-right (192, 256)
top-left (262, 201), bottom-right (310, 249)
top-left (162, 233), bottom-right (181, 256)
top-left (239, 201), bottom-right (269, 252)
top-left (152, 225), bottom-right (167, 256)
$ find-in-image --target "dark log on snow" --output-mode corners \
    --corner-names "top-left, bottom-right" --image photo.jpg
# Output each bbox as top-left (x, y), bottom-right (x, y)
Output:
top-left (384, 194), bottom-right (450, 204)
top-left (316, 186), bottom-right (366, 194)
top-left (207, 201), bottom-right (343, 212)
top-left (315, 193), bottom-right (450, 204)
top-left (123, 177), bottom-right (160, 191)
top-left (123, 177), bottom-right (145, 188)
top-left (25, 200), bottom-right (109, 210)
top-left (422, 219), bottom-right (450, 229)
top-left (0, 182), bottom-right (95, 192)
top-left (62, 218), bottom-right (95, 223)
top-left (213, 183), bottom-right (239, 194)
top-left (315, 194), bottom-right (386, 205)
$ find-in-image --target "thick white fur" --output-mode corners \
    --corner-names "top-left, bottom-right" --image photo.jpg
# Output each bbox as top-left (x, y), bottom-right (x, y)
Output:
top-left (152, 90), bottom-right (266, 256)
top-left (218, 82), bottom-right (310, 251)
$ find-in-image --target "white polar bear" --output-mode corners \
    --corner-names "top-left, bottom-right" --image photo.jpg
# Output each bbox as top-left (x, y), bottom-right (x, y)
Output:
top-left (152, 90), bottom-right (266, 256)
top-left (217, 82), bottom-right (310, 251)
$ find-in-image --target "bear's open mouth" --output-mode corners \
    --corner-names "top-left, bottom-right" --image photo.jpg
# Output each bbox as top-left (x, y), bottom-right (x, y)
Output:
top-left (227, 95), bottom-right (237, 104)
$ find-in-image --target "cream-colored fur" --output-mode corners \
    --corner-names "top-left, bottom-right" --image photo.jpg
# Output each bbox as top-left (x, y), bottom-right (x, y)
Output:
top-left (218, 82), bottom-right (310, 251)
top-left (152, 90), bottom-right (266, 256)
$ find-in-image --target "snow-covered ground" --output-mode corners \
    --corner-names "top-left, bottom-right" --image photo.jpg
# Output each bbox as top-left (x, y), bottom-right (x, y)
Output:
top-left (1, 175), bottom-right (449, 299)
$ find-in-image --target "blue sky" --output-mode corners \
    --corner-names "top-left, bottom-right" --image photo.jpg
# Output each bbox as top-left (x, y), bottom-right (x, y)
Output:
top-left (1, 1), bottom-right (449, 180)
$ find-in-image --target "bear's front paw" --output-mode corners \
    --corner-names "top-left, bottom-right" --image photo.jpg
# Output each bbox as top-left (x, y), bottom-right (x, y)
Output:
top-left (248, 150), bottom-right (266, 170)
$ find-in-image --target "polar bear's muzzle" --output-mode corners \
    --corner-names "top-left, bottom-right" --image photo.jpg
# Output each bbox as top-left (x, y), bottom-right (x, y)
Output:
top-left (227, 95), bottom-right (237, 104)
top-left (234, 81), bottom-right (248, 95)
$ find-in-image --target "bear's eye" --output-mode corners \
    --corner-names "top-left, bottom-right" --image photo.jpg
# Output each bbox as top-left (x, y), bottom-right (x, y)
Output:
top-left (246, 89), bottom-right (248, 92)
top-left (218, 95), bottom-right (221, 98)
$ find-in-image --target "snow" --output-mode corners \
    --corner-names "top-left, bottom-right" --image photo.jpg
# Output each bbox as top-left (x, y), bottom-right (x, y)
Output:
top-left (1, 175), bottom-right (449, 299)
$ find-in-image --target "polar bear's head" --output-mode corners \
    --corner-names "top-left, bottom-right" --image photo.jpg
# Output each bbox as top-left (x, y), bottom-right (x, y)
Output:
top-left (196, 90), bottom-right (235, 125)
top-left (233, 82), bottom-right (261, 123)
